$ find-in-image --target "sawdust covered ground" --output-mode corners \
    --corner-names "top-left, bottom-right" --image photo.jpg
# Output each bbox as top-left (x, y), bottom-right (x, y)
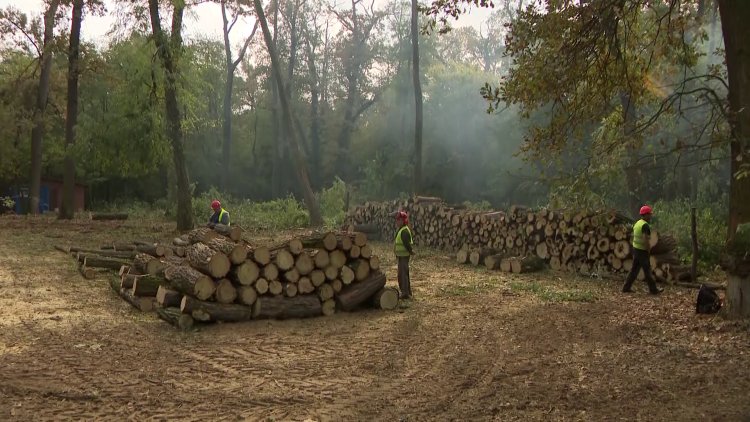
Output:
top-left (0, 215), bottom-right (749, 421)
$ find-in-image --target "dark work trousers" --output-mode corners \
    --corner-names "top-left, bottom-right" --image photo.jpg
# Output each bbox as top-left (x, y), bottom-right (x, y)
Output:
top-left (622, 248), bottom-right (659, 293)
top-left (397, 256), bottom-right (412, 298)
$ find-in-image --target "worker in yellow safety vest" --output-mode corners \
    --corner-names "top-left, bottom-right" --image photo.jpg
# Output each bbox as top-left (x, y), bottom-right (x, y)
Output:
top-left (208, 200), bottom-right (230, 227)
top-left (394, 210), bottom-right (414, 299)
top-left (622, 205), bottom-right (663, 295)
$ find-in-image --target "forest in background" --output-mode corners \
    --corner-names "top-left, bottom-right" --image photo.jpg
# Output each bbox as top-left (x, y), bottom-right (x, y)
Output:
top-left (0, 0), bottom-right (745, 266)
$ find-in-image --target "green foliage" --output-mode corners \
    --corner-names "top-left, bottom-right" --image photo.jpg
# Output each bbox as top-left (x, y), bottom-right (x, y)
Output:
top-left (1, 196), bottom-right (15, 211)
top-left (318, 178), bottom-right (347, 228)
top-left (509, 281), bottom-right (597, 303)
top-left (653, 197), bottom-right (728, 269)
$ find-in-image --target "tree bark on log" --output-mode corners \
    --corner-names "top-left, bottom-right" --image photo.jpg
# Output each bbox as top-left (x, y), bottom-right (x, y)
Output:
top-left (255, 294), bottom-right (323, 319)
top-left (206, 237), bottom-right (248, 265)
top-left (132, 275), bottom-right (165, 297)
top-left (77, 255), bottom-right (130, 271)
top-left (186, 242), bottom-right (231, 278)
top-left (164, 265), bottom-right (216, 301)
top-left (181, 296), bottom-right (257, 322)
top-left (133, 253), bottom-right (167, 275)
top-left (156, 306), bottom-right (194, 331)
top-left (335, 271), bottom-right (387, 311)
top-left (213, 223), bottom-right (242, 241)
top-left (156, 286), bottom-right (182, 307)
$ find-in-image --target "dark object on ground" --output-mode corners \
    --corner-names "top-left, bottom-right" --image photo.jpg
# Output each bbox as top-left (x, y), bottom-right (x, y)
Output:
top-left (696, 285), bottom-right (722, 314)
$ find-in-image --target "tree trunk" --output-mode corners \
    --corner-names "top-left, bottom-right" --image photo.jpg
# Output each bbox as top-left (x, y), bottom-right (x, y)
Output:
top-left (148, 0), bottom-right (194, 230)
top-left (253, 0), bottom-right (323, 226)
top-left (29, 0), bottom-right (60, 215)
top-left (255, 294), bottom-right (322, 319)
top-left (335, 271), bottom-right (386, 312)
top-left (164, 265), bottom-right (216, 301)
top-left (718, 1), bottom-right (750, 242)
top-left (60, 0), bottom-right (84, 220)
top-left (181, 296), bottom-right (258, 322)
top-left (411, 0), bottom-right (423, 194)
top-left (156, 306), bottom-right (195, 331)
top-left (718, 1), bottom-right (750, 317)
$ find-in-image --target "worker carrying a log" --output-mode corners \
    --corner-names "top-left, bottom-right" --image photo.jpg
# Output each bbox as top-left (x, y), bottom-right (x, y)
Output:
top-left (622, 205), bottom-right (663, 295)
top-left (207, 200), bottom-right (230, 227)
top-left (394, 210), bottom-right (414, 299)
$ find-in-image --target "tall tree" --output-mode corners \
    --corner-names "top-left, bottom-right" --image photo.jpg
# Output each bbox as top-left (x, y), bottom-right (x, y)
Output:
top-left (148, 0), bottom-right (194, 230)
top-left (411, 0), bottom-right (423, 194)
top-left (253, 0), bottom-right (323, 225)
top-left (220, 0), bottom-right (258, 192)
top-left (717, 0), bottom-right (750, 316)
top-left (59, 0), bottom-right (84, 219)
top-left (29, 0), bottom-right (60, 215)
top-left (717, 1), bottom-right (750, 244)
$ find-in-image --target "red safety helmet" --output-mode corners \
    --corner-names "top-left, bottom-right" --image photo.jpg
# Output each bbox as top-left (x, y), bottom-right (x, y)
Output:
top-left (211, 200), bottom-right (221, 210)
top-left (395, 210), bottom-right (409, 224)
top-left (639, 205), bottom-right (653, 215)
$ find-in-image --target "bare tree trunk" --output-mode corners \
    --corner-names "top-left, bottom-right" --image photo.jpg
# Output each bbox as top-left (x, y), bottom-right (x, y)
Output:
top-left (60, 0), bottom-right (84, 220)
top-left (220, 0), bottom-right (257, 193)
top-left (253, 0), bottom-right (323, 226)
top-left (411, 0), bottom-right (423, 195)
top-left (305, 37), bottom-right (321, 189)
top-left (29, 0), bottom-right (60, 215)
top-left (149, 0), bottom-right (194, 230)
top-left (620, 92), bottom-right (642, 216)
top-left (718, 1), bottom-right (750, 243)
top-left (270, 0), bottom-right (283, 198)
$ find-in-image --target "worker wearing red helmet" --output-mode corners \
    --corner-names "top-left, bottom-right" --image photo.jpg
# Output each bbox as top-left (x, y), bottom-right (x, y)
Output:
top-left (208, 200), bottom-right (230, 227)
top-left (394, 210), bottom-right (414, 299)
top-left (622, 205), bottom-right (663, 295)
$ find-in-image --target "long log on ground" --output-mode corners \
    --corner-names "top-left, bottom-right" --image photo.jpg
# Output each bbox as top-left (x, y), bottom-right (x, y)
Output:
top-left (181, 296), bottom-right (257, 322)
top-left (186, 242), bottom-right (231, 278)
top-left (371, 287), bottom-right (399, 310)
top-left (335, 272), bottom-right (387, 312)
top-left (156, 306), bottom-right (195, 331)
top-left (91, 212), bottom-right (128, 221)
top-left (510, 256), bottom-right (546, 274)
top-left (78, 255), bottom-right (130, 271)
top-left (133, 253), bottom-right (167, 275)
top-left (212, 223), bottom-right (242, 242)
top-left (119, 288), bottom-right (154, 312)
top-left (156, 286), bottom-right (182, 307)
top-left (101, 242), bottom-right (137, 251)
top-left (255, 294), bottom-right (323, 319)
top-left (136, 244), bottom-right (168, 257)
top-left (164, 265), bottom-right (216, 301)
top-left (55, 245), bottom-right (135, 259)
top-left (132, 275), bottom-right (166, 297)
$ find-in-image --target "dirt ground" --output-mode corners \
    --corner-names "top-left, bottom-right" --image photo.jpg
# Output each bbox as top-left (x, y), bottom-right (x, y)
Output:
top-left (1, 215), bottom-right (749, 421)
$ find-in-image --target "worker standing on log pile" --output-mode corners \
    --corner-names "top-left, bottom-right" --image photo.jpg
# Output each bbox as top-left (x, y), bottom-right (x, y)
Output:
top-left (622, 205), bottom-right (663, 295)
top-left (207, 200), bottom-right (230, 227)
top-left (394, 210), bottom-right (414, 299)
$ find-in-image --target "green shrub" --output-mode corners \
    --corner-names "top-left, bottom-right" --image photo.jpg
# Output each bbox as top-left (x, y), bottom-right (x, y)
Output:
top-left (318, 177), bottom-right (347, 228)
top-left (653, 197), bottom-right (727, 269)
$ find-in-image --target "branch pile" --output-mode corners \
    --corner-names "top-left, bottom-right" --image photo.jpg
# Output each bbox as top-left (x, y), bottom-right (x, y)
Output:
top-left (57, 224), bottom-right (398, 330)
top-left (345, 196), bottom-right (686, 282)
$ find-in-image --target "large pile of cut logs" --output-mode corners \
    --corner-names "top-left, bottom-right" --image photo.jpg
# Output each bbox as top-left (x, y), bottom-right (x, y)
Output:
top-left (57, 224), bottom-right (399, 330)
top-left (345, 196), bottom-right (688, 282)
